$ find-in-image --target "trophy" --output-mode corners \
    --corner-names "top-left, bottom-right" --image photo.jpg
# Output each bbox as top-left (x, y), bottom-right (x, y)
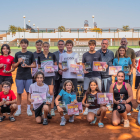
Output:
top-left (3, 98), bottom-right (7, 107)
top-left (22, 57), bottom-right (26, 66)
top-left (3, 64), bottom-right (7, 72)
top-left (59, 101), bottom-right (67, 115)
top-left (120, 94), bottom-right (124, 103)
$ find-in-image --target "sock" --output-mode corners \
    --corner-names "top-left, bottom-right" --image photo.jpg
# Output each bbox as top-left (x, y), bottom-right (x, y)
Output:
top-left (61, 116), bottom-right (65, 119)
top-left (18, 105), bottom-right (21, 110)
top-left (51, 108), bottom-right (54, 111)
top-left (44, 118), bottom-right (47, 121)
top-left (27, 105), bottom-right (31, 110)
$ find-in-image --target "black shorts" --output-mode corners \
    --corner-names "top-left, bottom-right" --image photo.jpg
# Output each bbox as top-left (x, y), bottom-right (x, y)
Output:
top-left (62, 78), bottom-right (77, 92)
top-left (44, 76), bottom-right (55, 85)
top-left (34, 103), bottom-right (44, 118)
top-left (0, 75), bottom-right (13, 84)
top-left (113, 102), bottom-right (132, 111)
top-left (135, 76), bottom-right (140, 89)
top-left (0, 105), bottom-right (11, 113)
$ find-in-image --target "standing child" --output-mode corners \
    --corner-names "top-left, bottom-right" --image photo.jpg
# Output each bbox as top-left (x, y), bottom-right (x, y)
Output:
top-left (14, 39), bottom-right (36, 116)
top-left (28, 71), bottom-right (53, 125)
top-left (0, 81), bottom-right (17, 122)
top-left (82, 80), bottom-right (107, 128)
top-left (55, 80), bottom-right (77, 126)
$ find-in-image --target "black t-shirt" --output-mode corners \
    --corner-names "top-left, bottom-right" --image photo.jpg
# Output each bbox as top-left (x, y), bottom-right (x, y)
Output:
top-left (14, 51), bottom-right (35, 80)
top-left (82, 51), bottom-right (102, 78)
top-left (33, 51), bottom-right (44, 60)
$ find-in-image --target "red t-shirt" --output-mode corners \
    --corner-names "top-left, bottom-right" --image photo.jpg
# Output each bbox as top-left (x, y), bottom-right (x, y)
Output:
top-left (0, 55), bottom-right (15, 76)
top-left (0, 90), bottom-right (16, 104)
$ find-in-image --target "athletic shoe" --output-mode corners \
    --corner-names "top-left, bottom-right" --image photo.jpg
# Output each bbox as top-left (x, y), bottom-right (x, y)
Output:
top-left (90, 116), bottom-right (97, 125)
top-left (106, 104), bottom-right (113, 111)
top-left (9, 116), bottom-right (16, 122)
top-left (60, 117), bottom-right (66, 126)
top-left (27, 109), bottom-right (33, 116)
top-left (47, 113), bottom-right (52, 119)
top-left (69, 116), bottom-right (74, 123)
top-left (83, 107), bottom-right (88, 115)
top-left (74, 112), bottom-right (79, 116)
top-left (124, 119), bottom-right (130, 127)
top-left (14, 109), bottom-right (21, 116)
top-left (127, 112), bottom-right (131, 116)
top-left (51, 109), bottom-right (55, 116)
top-left (43, 119), bottom-right (48, 125)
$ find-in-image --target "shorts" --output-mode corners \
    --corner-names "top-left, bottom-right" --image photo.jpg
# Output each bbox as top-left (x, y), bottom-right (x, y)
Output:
top-left (0, 75), bottom-right (13, 84)
top-left (88, 108), bottom-right (100, 115)
top-left (32, 76), bottom-right (36, 83)
top-left (62, 78), bottom-right (77, 92)
top-left (44, 76), bottom-right (55, 85)
top-left (113, 102), bottom-right (132, 111)
top-left (34, 103), bottom-right (44, 118)
top-left (84, 77), bottom-right (101, 91)
top-left (0, 105), bottom-right (11, 113)
top-left (16, 79), bottom-right (32, 94)
top-left (135, 76), bottom-right (140, 89)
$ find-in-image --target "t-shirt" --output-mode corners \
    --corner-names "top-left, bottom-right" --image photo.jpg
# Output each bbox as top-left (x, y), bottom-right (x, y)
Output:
top-left (115, 48), bottom-right (136, 60)
top-left (59, 52), bottom-right (79, 79)
top-left (58, 89), bottom-right (76, 105)
top-left (40, 52), bottom-right (57, 77)
top-left (97, 49), bottom-right (114, 78)
top-left (135, 50), bottom-right (140, 76)
top-left (14, 51), bottom-right (35, 80)
top-left (0, 55), bottom-right (14, 76)
top-left (29, 82), bottom-right (50, 110)
top-left (82, 51), bottom-right (102, 78)
top-left (0, 90), bottom-right (16, 105)
top-left (32, 51), bottom-right (44, 76)
top-left (113, 57), bottom-right (132, 80)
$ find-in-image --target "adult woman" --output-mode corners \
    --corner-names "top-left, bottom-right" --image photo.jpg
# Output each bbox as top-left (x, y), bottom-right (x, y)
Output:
top-left (41, 42), bottom-right (57, 116)
top-left (113, 46), bottom-right (132, 83)
top-left (0, 44), bottom-right (15, 91)
top-left (109, 71), bottom-right (133, 127)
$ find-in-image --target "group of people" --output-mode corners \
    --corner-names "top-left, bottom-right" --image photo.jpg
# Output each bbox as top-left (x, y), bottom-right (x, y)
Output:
top-left (0, 37), bottom-right (139, 128)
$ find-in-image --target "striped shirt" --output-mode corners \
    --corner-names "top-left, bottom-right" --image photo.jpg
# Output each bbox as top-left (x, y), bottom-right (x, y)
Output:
top-left (97, 49), bottom-right (114, 78)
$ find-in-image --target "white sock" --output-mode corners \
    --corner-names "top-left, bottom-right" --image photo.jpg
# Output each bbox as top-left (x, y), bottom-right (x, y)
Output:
top-left (44, 118), bottom-right (47, 121)
top-left (18, 105), bottom-right (21, 110)
top-left (61, 116), bottom-right (65, 119)
top-left (51, 108), bottom-right (54, 111)
top-left (27, 105), bottom-right (31, 110)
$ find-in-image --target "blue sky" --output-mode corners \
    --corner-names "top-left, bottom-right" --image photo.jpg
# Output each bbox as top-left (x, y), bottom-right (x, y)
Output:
top-left (0, 0), bottom-right (140, 30)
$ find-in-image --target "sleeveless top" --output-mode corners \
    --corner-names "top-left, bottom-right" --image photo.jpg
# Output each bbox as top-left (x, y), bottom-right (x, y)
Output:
top-left (86, 92), bottom-right (100, 109)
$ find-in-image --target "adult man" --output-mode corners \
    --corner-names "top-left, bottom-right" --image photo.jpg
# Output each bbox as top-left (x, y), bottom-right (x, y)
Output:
top-left (82, 40), bottom-right (102, 115)
top-left (97, 39), bottom-right (114, 93)
top-left (115, 38), bottom-right (136, 86)
top-left (53, 40), bottom-right (66, 100)
top-left (32, 40), bottom-right (43, 81)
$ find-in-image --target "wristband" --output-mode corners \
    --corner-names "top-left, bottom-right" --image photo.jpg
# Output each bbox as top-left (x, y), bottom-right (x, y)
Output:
top-left (56, 105), bottom-right (59, 107)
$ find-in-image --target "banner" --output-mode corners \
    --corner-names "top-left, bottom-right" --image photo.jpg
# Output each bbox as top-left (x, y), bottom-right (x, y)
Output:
top-left (97, 93), bottom-right (113, 104)
top-left (67, 102), bottom-right (83, 115)
top-left (109, 66), bottom-right (122, 75)
top-left (93, 61), bottom-right (106, 72)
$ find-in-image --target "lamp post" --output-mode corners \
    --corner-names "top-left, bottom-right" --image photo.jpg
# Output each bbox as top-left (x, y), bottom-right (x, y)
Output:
top-left (92, 15), bottom-right (94, 28)
top-left (23, 15), bottom-right (26, 29)
top-left (33, 24), bottom-right (35, 29)
top-left (28, 20), bottom-right (30, 26)
top-left (37, 26), bottom-right (39, 38)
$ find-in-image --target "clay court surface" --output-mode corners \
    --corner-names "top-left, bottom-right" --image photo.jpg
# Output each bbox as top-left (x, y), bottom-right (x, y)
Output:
top-left (0, 71), bottom-right (140, 140)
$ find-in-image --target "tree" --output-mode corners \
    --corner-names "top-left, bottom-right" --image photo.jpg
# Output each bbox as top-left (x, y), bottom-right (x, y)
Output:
top-left (8, 25), bottom-right (17, 34)
top-left (58, 26), bottom-right (65, 32)
top-left (122, 25), bottom-right (130, 31)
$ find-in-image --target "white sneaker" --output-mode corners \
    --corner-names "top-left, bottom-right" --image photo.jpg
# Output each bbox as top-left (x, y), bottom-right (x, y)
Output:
top-left (83, 107), bottom-right (88, 115)
top-left (14, 109), bottom-right (21, 116)
top-left (27, 109), bottom-right (33, 116)
top-left (74, 112), bottom-right (79, 116)
top-left (127, 112), bottom-right (131, 116)
top-left (51, 109), bottom-right (55, 116)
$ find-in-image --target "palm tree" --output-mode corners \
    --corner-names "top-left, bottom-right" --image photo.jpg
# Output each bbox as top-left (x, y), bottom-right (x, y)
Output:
top-left (122, 25), bottom-right (130, 31)
top-left (58, 26), bottom-right (65, 32)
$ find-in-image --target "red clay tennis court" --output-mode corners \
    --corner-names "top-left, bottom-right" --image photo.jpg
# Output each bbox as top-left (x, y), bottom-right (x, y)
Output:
top-left (0, 71), bottom-right (140, 140)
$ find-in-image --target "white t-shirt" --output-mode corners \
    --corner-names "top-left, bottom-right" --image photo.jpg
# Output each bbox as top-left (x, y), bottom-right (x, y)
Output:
top-left (29, 82), bottom-right (50, 110)
top-left (59, 52), bottom-right (79, 79)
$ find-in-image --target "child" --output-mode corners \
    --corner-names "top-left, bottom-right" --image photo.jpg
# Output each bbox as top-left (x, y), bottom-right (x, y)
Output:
top-left (136, 83), bottom-right (140, 125)
top-left (0, 81), bottom-right (17, 122)
top-left (14, 39), bottom-right (36, 116)
top-left (55, 80), bottom-right (77, 126)
top-left (28, 71), bottom-right (53, 125)
top-left (82, 80), bottom-right (106, 128)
